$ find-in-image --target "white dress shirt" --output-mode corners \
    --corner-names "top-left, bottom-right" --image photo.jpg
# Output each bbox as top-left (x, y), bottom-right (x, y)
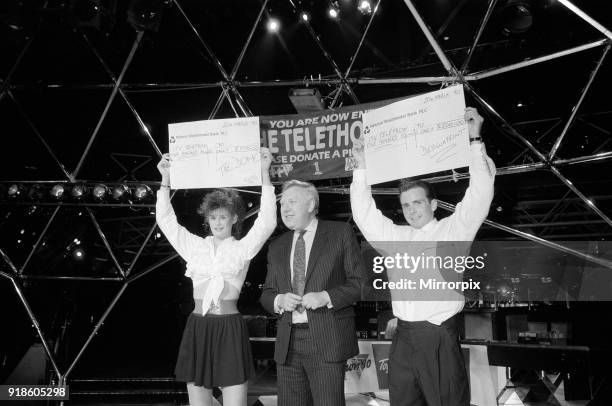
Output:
top-left (274, 218), bottom-right (319, 323)
top-left (350, 143), bottom-right (495, 325)
top-left (156, 185), bottom-right (277, 315)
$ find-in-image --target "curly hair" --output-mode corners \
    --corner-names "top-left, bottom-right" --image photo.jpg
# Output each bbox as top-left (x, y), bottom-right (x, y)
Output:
top-left (197, 189), bottom-right (246, 238)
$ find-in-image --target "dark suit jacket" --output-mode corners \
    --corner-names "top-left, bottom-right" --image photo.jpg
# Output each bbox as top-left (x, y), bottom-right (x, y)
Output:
top-left (260, 220), bottom-right (367, 364)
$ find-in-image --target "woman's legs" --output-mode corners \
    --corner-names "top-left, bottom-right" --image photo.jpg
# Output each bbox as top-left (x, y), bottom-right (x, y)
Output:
top-left (220, 381), bottom-right (248, 406)
top-left (186, 382), bottom-right (213, 406)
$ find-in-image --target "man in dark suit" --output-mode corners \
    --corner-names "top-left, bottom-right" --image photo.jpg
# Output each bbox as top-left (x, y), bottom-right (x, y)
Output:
top-left (260, 179), bottom-right (366, 406)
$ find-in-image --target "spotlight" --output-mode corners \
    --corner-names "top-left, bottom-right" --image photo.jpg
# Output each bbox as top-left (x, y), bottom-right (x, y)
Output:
top-left (50, 184), bottom-right (66, 200)
top-left (70, 0), bottom-right (102, 28)
top-left (73, 247), bottom-right (86, 261)
top-left (111, 184), bottom-right (131, 201)
top-left (300, 11), bottom-right (310, 22)
top-left (0, 0), bottom-right (32, 32)
top-left (92, 184), bottom-right (109, 202)
top-left (71, 184), bottom-right (88, 200)
top-left (134, 184), bottom-right (152, 201)
top-left (328, 3), bottom-right (339, 19)
top-left (127, 0), bottom-right (168, 32)
top-left (497, 284), bottom-right (510, 297)
top-left (499, 0), bottom-right (532, 35)
top-left (266, 17), bottom-right (280, 33)
top-left (358, 0), bottom-right (372, 15)
top-left (28, 185), bottom-right (45, 201)
top-left (7, 184), bottom-right (25, 199)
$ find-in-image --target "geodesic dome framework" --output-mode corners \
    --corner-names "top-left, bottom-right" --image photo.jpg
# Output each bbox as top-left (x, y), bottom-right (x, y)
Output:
top-left (1, 0), bottom-right (612, 385)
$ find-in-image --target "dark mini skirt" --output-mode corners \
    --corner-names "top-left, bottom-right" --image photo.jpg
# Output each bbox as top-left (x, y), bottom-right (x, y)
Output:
top-left (174, 313), bottom-right (253, 389)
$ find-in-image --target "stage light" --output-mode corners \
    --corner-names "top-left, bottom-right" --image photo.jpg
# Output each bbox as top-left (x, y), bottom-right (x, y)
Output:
top-left (266, 18), bottom-right (280, 33)
top-left (289, 88), bottom-right (325, 113)
top-left (1, 0), bottom-right (27, 31)
top-left (134, 184), bottom-right (152, 201)
top-left (28, 185), bottom-right (45, 201)
top-left (71, 184), bottom-right (88, 200)
top-left (499, 0), bottom-right (532, 35)
top-left (50, 184), bottom-right (66, 200)
top-left (111, 184), bottom-right (131, 201)
top-left (73, 247), bottom-right (86, 260)
top-left (71, 0), bottom-right (102, 27)
top-left (328, 5), bottom-right (339, 19)
top-left (127, 0), bottom-right (167, 32)
top-left (300, 12), bottom-right (310, 22)
top-left (497, 284), bottom-right (510, 296)
top-left (7, 184), bottom-right (25, 199)
top-left (358, 0), bottom-right (372, 15)
top-left (92, 184), bottom-right (109, 201)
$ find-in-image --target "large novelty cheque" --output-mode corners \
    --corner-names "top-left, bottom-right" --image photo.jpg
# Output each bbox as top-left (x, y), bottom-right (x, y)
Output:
top-left (362, 84), bottom-right (470, 185)
top-left (168, 117), bottom-right (262, 189)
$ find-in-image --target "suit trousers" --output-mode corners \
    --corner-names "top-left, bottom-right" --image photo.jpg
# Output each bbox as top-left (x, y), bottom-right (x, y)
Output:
top-left (277, 326), bottom-right (345, 406)
top-left (388, 317), bottom-right (470, 406)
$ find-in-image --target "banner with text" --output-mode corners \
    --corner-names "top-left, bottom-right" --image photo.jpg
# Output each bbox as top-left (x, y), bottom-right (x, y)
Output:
top-left (261, 97), bottom-right (406, 182)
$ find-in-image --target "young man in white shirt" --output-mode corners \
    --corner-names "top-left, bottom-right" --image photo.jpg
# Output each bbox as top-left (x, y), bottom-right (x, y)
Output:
top-left (350, 107), bottom-right (495, 406)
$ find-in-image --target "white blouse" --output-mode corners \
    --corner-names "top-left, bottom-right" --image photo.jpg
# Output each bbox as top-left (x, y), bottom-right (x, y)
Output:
top-left (156, 186), bottom-right (277, 315)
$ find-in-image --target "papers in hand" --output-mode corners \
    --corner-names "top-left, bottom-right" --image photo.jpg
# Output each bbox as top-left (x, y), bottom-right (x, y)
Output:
top-left (168, 117), bottom-right (262, 189)
top-left (362, 85), bottom-right (470, 185)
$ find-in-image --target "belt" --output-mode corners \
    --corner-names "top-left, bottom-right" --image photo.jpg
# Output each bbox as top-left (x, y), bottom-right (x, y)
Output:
top-left (292, 323), bottom-right (309, 329)
top-left (193, 299), bottom-right (239, 315)
top-left (397, 316), bottom-right (457, 330)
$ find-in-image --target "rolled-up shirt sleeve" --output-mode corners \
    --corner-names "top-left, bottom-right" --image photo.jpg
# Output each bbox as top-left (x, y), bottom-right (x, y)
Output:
top-left (238, 185), bottom-right (277, 259)
top-left (155, 188), bottom-right (200, 262)
top-left (350, 169), bottom-right (400, 241)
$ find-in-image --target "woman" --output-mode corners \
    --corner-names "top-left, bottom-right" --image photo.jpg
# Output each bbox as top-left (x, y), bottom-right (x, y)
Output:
top-left (156, 148), bottom-right (276, 406)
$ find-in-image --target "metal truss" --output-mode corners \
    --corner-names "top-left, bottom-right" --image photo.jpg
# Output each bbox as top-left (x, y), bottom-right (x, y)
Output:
top-left (1, 0), bottom-right (612, 387)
